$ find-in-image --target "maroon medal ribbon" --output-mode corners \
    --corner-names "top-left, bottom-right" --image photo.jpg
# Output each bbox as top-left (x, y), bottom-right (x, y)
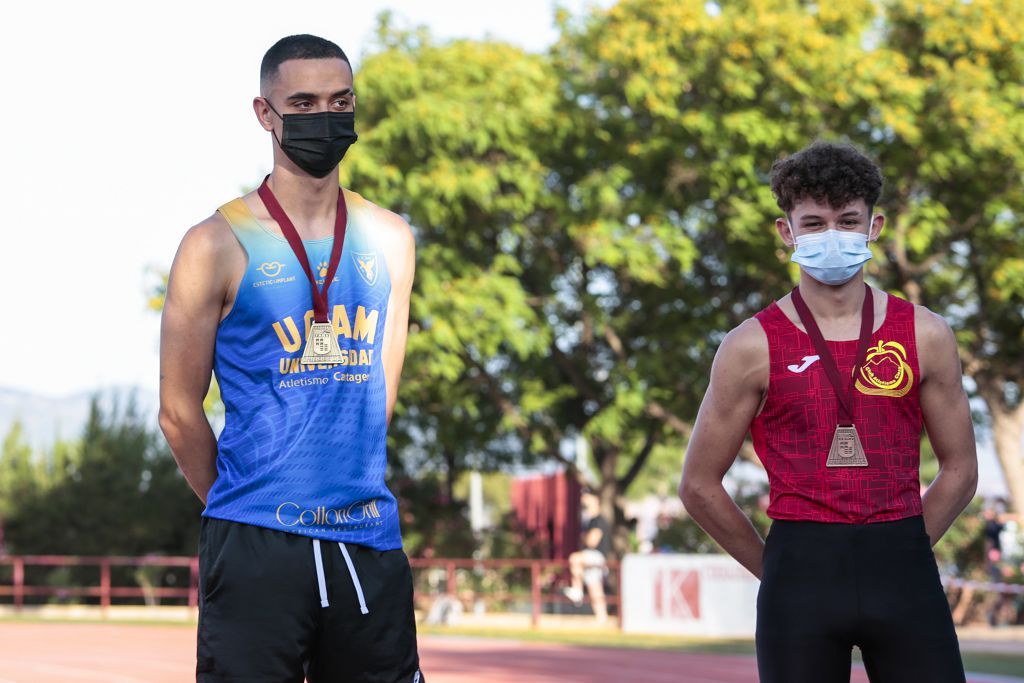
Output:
top-left (257, 175), bottom-right (348, 323)
top-left (790, 283), bottom-right (874, 426)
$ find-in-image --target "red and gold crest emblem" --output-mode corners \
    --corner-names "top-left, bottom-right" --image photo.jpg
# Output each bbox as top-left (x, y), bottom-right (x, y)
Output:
top-left (855, 340), bottom-right (914, 398)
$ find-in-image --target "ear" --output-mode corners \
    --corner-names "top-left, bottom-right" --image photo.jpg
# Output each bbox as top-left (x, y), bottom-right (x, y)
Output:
top-left (253, 97), bottom-right (275, 132)
top-left (776, 217), bottom-right (795, 247)
top-left (868, 212), bottom-right (885, 242)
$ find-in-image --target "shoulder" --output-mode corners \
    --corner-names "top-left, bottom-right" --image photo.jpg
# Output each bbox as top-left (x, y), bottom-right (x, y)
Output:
top-left (175, 212), bottom-right (239, 267)
top-left (708, 318), bottom-right (770, 394)
top-left (345, 189), bottom-right (415, 255)
top-left (719, 317), bottom-right (769, 363)
top-left (165, 213), bottom-right (241, 307)
top-left (913, 304), bottom-right (955, 350)
top-left (912, 305), bottom-right (959, 384)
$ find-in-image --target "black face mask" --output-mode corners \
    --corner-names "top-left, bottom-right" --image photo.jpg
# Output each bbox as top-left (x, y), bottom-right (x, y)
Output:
top-left (266, 101), bottom-right (358, 178)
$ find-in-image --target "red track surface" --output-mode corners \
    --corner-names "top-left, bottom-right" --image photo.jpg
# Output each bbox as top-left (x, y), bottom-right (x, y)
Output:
top-left (0, 622), bottom-right (1004, 682)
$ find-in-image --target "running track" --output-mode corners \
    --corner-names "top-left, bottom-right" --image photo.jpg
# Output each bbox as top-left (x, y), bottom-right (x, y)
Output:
top-left (0, 622), bottom-right (1017, 682)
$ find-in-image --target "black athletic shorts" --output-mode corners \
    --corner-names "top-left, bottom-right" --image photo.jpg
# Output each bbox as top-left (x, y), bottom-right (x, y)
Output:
top-left (756, 514), bottom-right (964, 683)
top-left (197, 515), bottom-right (424, 683)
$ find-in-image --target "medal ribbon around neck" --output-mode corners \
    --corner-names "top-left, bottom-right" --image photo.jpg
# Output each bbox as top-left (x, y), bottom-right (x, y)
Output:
top-left (257, 175), bottom-right (348, 323)
top-left (791, 283), bottom-right (874, 427)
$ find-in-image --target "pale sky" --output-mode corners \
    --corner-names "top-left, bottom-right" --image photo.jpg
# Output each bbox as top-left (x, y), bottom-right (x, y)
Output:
top-left (0, 0), bottom-right (597, 397)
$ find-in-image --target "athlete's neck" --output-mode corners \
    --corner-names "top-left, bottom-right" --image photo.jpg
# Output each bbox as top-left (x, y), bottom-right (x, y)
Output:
top-left (796, 271), bottom-right (868, 322)
top-left (266, 168), bottom-right (340, 240)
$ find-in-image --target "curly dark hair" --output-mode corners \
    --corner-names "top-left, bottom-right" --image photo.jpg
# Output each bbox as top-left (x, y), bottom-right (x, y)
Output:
top-left (769, 141), bottom-right (883, 214)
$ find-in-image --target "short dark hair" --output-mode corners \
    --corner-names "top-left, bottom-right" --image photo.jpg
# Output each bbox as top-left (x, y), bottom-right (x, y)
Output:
top-left (260, 34), bottom-right (351, 88)
top-left (769, 141), bottom-right (884, 214)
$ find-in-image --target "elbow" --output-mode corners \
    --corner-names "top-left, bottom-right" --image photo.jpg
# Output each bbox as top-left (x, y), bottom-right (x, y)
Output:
top-left (955, 458), bottom-right (979, 500)
top-left (965, 464), bottom-right (979, 501)
top-left (679, 476), bottom-right (708, 514)
top-left (158, 401), bottom-right (192, 445)
top-left (158, 404), bottom-right (176, 439)
top-left (937, 458), bottom-right (979, 503)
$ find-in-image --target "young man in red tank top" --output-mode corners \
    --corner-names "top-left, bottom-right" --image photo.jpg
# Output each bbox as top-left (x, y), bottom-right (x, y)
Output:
top-left (679, 141), bottom-right (978, 682)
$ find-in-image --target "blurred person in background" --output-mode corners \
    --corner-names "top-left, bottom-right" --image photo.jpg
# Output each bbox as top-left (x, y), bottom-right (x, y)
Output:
top-left (564, 489), bottom-right (611, 622)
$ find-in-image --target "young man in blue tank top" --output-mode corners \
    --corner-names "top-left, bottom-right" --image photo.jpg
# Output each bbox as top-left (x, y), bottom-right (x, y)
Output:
top-left (160, 34), bottom-right (423, 683)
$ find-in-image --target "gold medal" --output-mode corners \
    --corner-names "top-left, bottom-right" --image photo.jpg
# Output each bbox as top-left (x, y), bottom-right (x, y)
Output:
top-left (826, 425), bottom-right (868, 467)
top-left (258, 177), bottom-right (350, 369)
top-left (301, 321), bottom-right (344, 365)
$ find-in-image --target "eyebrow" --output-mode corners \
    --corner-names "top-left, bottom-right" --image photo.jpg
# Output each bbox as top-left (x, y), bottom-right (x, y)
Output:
top-left (285, 89), bottom-right (354, 101)
top-left (799, 210), bottom-right (863, 221)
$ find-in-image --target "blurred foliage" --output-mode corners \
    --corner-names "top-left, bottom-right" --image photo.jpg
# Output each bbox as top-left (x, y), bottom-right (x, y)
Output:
top-left (392, 475), bottom-right (476, 558)
top-left (0, 394), bottom-right (203, 557)
top-left (654, 487), bottom-right (772, 554)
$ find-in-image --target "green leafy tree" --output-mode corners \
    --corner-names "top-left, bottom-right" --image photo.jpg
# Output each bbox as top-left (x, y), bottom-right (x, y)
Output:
top-left (541, 0), bottom-right (880, 544)
top-left (3, 395), bottom-right (203, 556)
top-left (866, 0), bottom-right (1024, 510)
top-left (554, 0), bottom-right (1023, 517)
top-left (347, 18), bottom-right (711, 553)
top-left (0, 422), bottom-right (46, 553)
top-left (344, 24), bottom-right (568, 490)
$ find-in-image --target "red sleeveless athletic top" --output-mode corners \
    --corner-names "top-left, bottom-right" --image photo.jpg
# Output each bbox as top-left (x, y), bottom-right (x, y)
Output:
top-left (750, 293), bottom-right (923, 524)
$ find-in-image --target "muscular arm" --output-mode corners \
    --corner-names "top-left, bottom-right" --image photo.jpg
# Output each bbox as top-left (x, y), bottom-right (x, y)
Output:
top-left (378, 211), bottom-right (415, 426)
top-left (158, 216), bottom-right (237, 505)
top-left (679, 319), bottom-right (769, 578)
top-left (917, 307), bottom-right (978, 545)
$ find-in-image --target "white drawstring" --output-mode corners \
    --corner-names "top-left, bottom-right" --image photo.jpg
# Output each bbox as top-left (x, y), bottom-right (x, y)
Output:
top-left (312, 539), bottom-right (329, 608)
top-left (311, 538), bottom-right (369, 614)
top-left (339, 542), bottom-right (370, 615)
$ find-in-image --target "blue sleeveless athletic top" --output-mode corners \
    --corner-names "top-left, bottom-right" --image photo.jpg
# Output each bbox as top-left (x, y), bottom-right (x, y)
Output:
top-left (202, 190), bottom-right (402, 551)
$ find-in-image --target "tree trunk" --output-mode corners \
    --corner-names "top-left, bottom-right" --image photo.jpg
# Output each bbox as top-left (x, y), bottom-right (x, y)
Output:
top-left (443, 451), bottom-right (456, 503)
top-left (594, 443), bottom-right (629, 558)
top-left (979, 382), bottom-right (1024, 512)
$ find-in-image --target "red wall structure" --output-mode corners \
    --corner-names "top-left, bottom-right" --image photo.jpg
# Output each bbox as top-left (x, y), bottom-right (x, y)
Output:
top-left (510, 471), bottom-right (582, 560)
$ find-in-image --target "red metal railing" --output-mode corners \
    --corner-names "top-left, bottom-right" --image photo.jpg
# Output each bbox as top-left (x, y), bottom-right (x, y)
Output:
top-left (0, 555), bottom-right (620, 626)
top-left (0, 555), bottom-right (199, 618)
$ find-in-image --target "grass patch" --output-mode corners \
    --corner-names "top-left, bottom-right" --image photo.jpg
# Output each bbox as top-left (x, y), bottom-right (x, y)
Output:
top-left (961, 652), bottom-right (1024, 678)
top-left (422, 626), bottom-right (1024, 678)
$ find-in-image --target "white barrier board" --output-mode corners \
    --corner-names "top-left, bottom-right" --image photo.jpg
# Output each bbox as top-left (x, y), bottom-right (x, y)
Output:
top-left (621, 553), bottom-right (759, 637)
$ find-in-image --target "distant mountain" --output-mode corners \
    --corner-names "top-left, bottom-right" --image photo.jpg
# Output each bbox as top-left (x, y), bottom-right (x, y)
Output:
top-left (0, 385), bottom-right (159, 451)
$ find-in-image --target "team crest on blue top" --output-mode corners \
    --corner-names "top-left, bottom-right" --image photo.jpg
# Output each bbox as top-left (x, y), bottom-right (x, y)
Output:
top-left (352, 251), bottom-right (379, 286)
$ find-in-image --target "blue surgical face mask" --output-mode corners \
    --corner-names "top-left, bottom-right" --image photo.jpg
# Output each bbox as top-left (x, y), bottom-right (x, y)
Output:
top-left (790, 227), bottom-right (874, 286)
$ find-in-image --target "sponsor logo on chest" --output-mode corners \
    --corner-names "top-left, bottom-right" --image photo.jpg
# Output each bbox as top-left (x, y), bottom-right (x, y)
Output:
top-left (784, 340), bottom-right (914, 398)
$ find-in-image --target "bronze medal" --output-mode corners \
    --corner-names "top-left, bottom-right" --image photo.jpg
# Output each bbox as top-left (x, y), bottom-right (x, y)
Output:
top-left (791, 284), bottom-right (875, 469)
top-left (826, 425), bottom-right (868, 467)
